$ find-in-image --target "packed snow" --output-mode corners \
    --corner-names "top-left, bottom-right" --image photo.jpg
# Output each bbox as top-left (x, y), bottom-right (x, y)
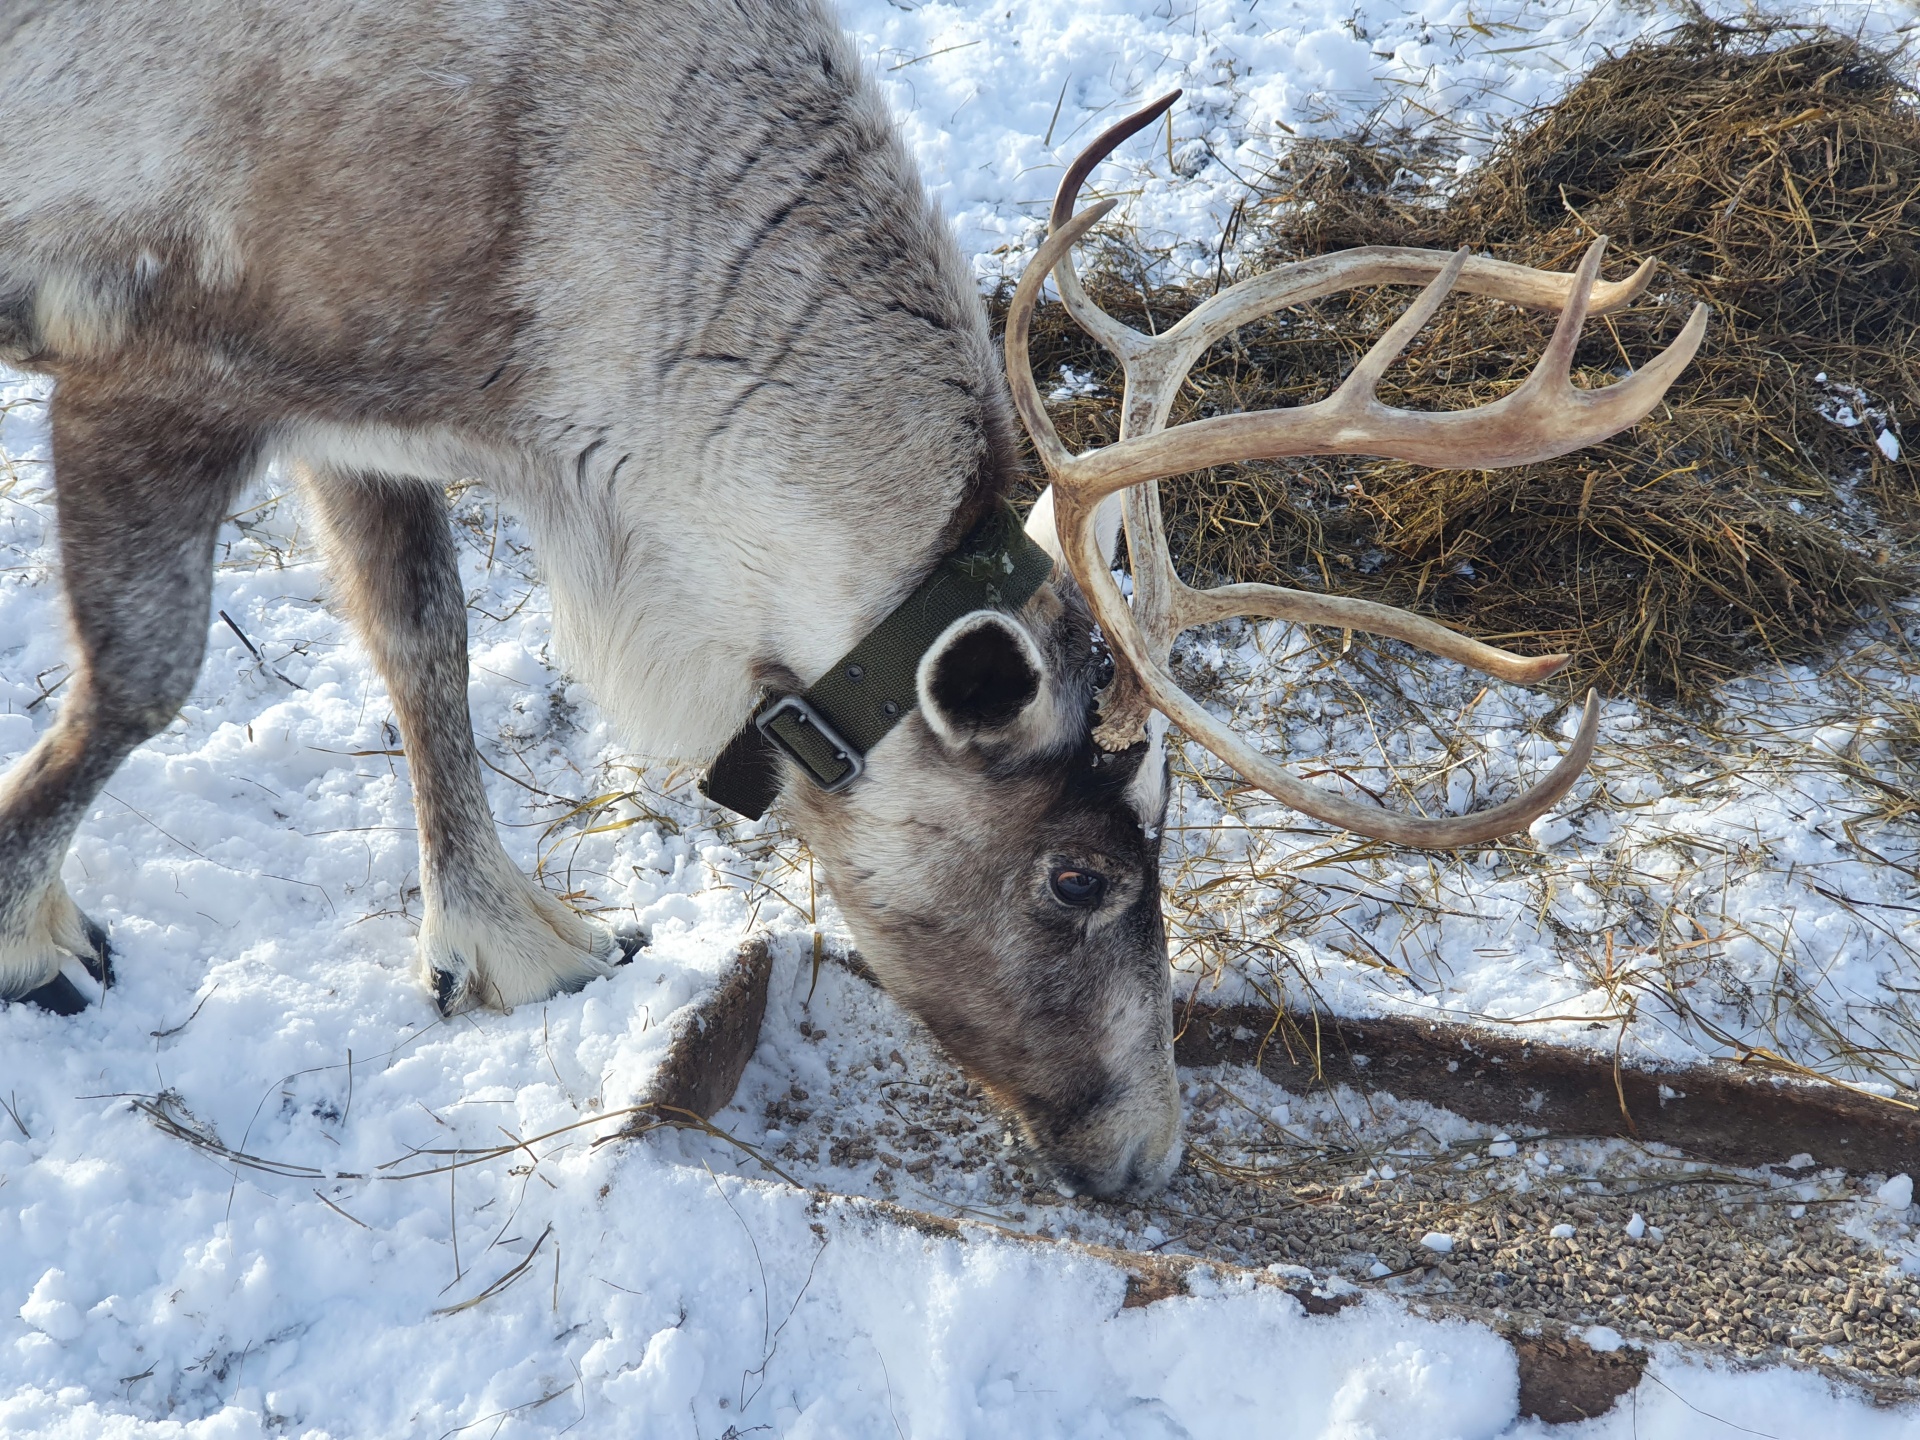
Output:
top-left (5, 0), bottom-right (1920, 1435)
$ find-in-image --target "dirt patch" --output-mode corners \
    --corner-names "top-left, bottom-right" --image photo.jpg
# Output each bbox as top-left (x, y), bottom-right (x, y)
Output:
top-left (1512, 1334), bottom-right (1649, 1426)
top-left (999, 19), bottom-right (1920, 704)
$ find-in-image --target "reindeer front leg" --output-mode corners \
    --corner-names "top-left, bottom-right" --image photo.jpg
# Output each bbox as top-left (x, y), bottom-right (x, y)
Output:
top-left (298, 466), bottom-right (619, 1014)
top-left (0, 379), bottom-right (255, 1012)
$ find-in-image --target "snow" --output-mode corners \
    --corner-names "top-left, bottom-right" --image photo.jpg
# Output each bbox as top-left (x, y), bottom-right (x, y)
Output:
top-left (4, 0), bottom-right (1920, 1435)
top-left (18, 1270), bottom-right (85, 1345)
top-left (1524, 812), bottom-right (1574, 848)
top-left (1162, 602), bottom-right (1920, 1090)
top-left (844, 0), bottom-right (1920, 285)
top-left (1882, 1175), bottom-right (1916, 1212)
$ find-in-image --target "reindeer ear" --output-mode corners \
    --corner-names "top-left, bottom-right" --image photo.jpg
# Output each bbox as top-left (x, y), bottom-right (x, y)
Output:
top-left (917, 611), bottom-right (1045, 747)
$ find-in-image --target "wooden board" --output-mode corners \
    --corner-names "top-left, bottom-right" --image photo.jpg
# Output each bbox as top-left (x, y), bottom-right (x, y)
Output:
top-left (1174, 1000), bottom-right (1920, 1176)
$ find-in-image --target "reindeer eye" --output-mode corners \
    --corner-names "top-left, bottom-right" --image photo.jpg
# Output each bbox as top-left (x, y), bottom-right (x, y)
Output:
top-left (1089, 636), bottom-right (1115, 691)
top-left (1048, 867), bottom-right (1108, 909)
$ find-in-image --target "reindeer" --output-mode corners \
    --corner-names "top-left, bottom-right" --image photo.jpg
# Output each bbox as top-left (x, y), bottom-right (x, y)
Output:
top-left (0, 2), bottom-right (1702, 1197)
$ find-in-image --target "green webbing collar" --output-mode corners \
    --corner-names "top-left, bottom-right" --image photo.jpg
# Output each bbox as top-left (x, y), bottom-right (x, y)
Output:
top-left (699, 504), bottom-right (1056, 820)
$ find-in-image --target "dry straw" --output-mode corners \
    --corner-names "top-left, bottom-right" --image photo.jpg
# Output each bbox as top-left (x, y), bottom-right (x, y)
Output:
top-left (1000, 18), bottom-right (1920, 706)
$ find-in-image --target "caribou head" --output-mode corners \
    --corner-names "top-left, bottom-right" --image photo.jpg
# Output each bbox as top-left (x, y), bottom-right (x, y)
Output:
top-left (790, 94), bottom-right (1705, 1198)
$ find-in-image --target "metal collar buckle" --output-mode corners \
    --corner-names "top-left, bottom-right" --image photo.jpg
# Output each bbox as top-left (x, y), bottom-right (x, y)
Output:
top-left (754, 694), bottom-right (866, 793)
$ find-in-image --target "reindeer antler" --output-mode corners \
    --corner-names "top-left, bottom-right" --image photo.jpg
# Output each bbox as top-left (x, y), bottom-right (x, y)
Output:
top-left (1006, 93), bottom-right (1709, 848)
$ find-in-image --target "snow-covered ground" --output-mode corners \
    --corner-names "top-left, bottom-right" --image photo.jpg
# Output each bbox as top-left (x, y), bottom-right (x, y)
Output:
top-left (5, 1), bottom-right (1920, 1436)
top-left (1157, 605), bottom-right (1920, 1096)
top-left (847, 0), bottom-right (1920, 277)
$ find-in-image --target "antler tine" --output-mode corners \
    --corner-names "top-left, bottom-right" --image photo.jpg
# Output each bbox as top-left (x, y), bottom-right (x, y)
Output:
top-left (1179, 585), bottom-right (1570, 684)
top-left (1527, 235), bottom-right (1607, 398)
top-left (1049, 90), bottom-right (1183, 233)
top-left (1004, 199), bottom-right (1119, 482)
top-left (1332, 246), bottom-right (1472, 405)
top-left (1044, 91), bottom-right (1181, 365)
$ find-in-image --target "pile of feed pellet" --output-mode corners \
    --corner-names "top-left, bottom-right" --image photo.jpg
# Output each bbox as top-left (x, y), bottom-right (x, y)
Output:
top-left (1164, 1073), bottom-right (1920, 1379)
top-left (716, 959), bottom-right (1920, 1385)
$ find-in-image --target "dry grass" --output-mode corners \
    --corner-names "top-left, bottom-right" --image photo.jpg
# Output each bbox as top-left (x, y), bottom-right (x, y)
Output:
top-left (1156, 607), bottom-right (1920, 1106)
top-left (998, 19), bottom-right (1920, 706)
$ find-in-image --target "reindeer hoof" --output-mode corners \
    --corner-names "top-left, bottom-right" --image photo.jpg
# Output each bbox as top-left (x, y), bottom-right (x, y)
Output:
top-left (416, 872), bottom-right (621, 1015)
top-left (431, 962), bottom-right (465, 1016)
top-left (0, 889), bottom-right (112, 1014)
top-left (20, 971), bottom-right (91, 1015)
top-left (78, 917), bottom-right (113, 987)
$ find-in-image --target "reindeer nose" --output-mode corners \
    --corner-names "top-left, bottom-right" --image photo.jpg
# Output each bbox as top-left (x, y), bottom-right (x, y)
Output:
top-left (1040, 1079), bottom-right (1183, 1199)
top-left (1050, 1133), bottom-right (1181, 1199)
top-left (1120, 1127), bottom-right (1183, 1196)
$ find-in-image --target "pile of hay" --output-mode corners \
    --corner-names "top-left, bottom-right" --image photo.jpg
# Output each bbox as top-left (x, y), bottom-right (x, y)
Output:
top-left (1004, 20), bottom-right (1920, 704)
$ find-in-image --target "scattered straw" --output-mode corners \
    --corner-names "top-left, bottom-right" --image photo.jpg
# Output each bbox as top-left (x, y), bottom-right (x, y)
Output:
top-left (1157, 605), bottom-right (1920, 1105)
top-left (126, 1089), bottom-right (805, 1189)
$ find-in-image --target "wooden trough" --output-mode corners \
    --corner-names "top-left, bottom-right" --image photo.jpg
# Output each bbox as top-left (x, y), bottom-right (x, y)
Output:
top-left (636, 937), bottom-right (1920, 1426)
top-left (1173, 1001), bottom-right (1920, 1179)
